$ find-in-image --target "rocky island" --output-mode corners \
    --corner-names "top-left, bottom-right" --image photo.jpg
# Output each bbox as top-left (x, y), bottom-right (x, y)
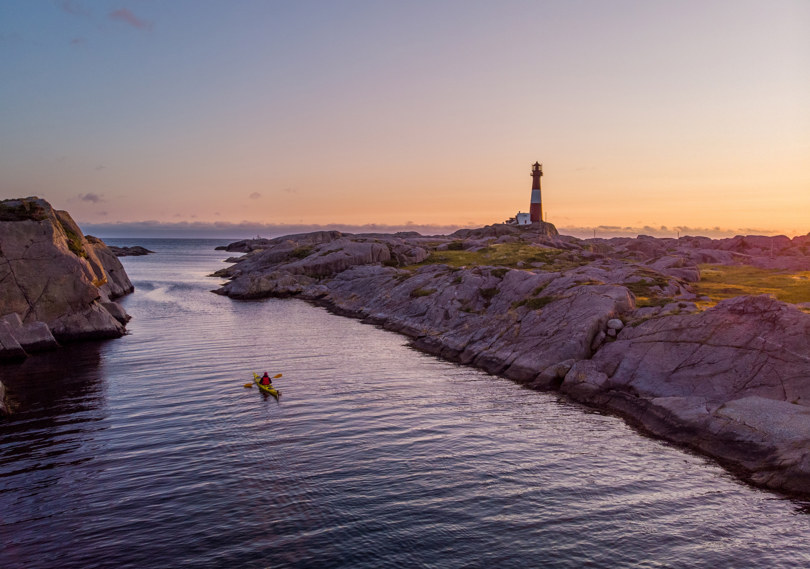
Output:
top-left (0, 197), bottom-right (133, 363)
top-left (108, 244), bottom-right (154, 257)
top-left (212, 222), bottom-right (810, 496)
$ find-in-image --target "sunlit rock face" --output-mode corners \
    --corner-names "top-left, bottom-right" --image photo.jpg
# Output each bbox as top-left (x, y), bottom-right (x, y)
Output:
top-left (0, 197), bottom-right (133, 361)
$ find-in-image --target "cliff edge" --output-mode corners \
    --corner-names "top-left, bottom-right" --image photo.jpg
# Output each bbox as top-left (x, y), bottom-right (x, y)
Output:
top-left (0, 197), bottom-right (134, 362)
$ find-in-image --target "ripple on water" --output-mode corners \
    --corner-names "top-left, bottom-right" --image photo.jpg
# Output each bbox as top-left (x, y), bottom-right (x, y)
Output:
top-left (2, 240), bottom-right (810, 569)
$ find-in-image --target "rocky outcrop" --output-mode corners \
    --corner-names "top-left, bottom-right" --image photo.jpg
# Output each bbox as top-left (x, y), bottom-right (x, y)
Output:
top-left (1, 313), bottom-right (58, 353)
top-left (0, 197), bottom-right (134, 362)
top-left (107, 244), bottom-right (154, 257)
top-left (214, 231), bottom-right (429, 298)
top-left (563, 295), bottom-right (810, 492)
top-left (213, 226), bottom-right (810, 495)
top-left (596, 232), bottom-right (810, 271)
top-left (452, 221), bottom-right (559, 239)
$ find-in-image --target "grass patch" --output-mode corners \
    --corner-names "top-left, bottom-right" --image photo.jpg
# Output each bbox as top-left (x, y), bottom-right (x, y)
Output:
top-left (695, 265), bottom-right (810, 306)
top-left (405, 242), bottom-right (586, 271)
top-left (410, 287), bottom-right (437, 298)
top-left (635, 296), bottom-right (674, 308)
top-left (479, 287), bottom-right (499, 300)
top-left (59, 221), bottom-right (87, 258)
top-left (0, 200), bottom-right (49, 221)
top-left (290, 246), bottom-right (313, 259)
top-left (512, 295), bottom-right (557, 310)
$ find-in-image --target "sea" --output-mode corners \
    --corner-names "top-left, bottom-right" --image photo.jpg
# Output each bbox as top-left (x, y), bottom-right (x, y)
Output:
top-left (1, 238), bottom-right (810, 569)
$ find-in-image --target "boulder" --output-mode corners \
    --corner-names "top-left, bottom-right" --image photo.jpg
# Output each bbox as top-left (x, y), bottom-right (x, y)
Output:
top-left (0, 313), bottom-right (58, 352)
top-left (0, 321), bottom-right (27, 362)
top-left (216, 270), bottom-right (316, 299)
top-left (101, 302), bottom-right (131, 325)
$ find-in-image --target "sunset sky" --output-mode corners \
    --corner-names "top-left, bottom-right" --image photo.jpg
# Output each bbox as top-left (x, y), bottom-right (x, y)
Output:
top-left (1, 1), bottom-right (808, 238)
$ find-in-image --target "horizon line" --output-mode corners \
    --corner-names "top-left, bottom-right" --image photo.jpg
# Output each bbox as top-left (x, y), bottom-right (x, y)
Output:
top-left (81, 220), bottom-right (809, 241)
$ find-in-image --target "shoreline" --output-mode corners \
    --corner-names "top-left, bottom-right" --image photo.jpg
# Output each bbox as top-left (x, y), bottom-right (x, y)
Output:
top-left (311, 288), bottom-right (810, 498)
top-left (212, 224), bottom-right (810, 497)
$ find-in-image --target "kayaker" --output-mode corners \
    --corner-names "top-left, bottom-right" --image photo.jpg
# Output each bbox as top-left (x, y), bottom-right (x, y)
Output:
top-left (259, 372), bottom-right (272, 386)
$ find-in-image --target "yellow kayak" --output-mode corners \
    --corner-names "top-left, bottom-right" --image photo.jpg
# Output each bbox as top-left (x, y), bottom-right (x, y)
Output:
top-left (253, 373), bottom-right (281, 400)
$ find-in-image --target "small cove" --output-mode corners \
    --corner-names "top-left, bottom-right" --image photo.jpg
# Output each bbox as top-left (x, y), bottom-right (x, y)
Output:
top-left (2, 238), bottom-right (810, 568)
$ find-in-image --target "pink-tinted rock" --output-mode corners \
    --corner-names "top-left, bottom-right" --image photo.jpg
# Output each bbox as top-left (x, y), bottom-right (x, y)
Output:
top-left (561, 295), bottom-right (810, 493)
top-left (0, 321), bottom-right (27, 362)
top-left (0, 313), bottom-right (58, 352)
top-left (0, 197), bottom-right (132, 357)
top-left (215, 227), bottom-right (810, 495)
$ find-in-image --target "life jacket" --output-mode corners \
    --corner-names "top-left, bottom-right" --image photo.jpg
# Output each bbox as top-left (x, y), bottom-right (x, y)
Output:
top-left (260, 375), bottom-right (270, 385)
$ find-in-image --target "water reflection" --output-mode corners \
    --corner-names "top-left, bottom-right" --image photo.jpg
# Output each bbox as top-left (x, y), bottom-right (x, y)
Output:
top-left (0, 341), bottom-right (109, 482)
top-left (1, 340), bottom-right (108, 416)
top-left (4, 240), bottom-right (810, 569)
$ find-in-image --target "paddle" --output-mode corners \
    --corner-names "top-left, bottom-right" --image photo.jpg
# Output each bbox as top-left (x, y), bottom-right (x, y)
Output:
top-left (243, 373), bottom-right (283, 388)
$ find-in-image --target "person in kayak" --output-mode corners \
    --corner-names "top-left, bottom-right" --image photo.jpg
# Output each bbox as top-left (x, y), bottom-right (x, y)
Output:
top-left (259, 372), bottom-right (272, 386)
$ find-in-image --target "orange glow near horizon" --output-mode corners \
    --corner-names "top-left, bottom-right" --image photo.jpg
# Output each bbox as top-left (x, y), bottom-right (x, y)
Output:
top-left (1, 1), bottom-right (808, 237)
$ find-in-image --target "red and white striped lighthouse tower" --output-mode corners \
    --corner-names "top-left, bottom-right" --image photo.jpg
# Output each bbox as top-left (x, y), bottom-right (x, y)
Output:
top-left (529, 161), bottom-right (543, 223)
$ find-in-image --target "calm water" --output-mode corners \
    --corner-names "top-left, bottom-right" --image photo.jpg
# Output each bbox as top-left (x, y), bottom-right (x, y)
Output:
top-left (2, 239), bottom-right (810, 568)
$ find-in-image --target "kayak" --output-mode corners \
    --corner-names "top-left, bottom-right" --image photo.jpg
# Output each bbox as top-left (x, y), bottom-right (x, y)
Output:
top-left (253, 373), bottom-right (281, 400)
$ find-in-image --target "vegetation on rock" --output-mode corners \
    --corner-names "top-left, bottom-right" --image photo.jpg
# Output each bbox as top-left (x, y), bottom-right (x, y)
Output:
top-left (0, 199), bottom-right (49, 221)
top-left (409, 287), bottom-right (437, 298)
top-left (695, 265), bottom-right (810, 308)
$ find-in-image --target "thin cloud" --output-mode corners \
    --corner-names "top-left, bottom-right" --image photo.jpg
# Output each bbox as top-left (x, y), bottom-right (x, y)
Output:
top-left (78, 192), bottom-right (103, 203)
top-left (559, 225), bottom-right (796, 240)
top-left (108, 8), bottom-right (152, 31)
top-left (249, 192), bottom-right (262, 199)
top-left (77, 220), bottom-right (476, 239)
top-left (70, 37), bottom-right (87, 47)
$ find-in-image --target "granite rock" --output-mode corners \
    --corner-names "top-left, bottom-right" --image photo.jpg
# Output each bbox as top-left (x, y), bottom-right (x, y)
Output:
top-left (0, 197), bottom-right (133, 361)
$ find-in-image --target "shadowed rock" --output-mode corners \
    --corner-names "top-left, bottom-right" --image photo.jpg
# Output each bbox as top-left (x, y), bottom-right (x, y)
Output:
top-left (106, 244), bottom-right (154, 257)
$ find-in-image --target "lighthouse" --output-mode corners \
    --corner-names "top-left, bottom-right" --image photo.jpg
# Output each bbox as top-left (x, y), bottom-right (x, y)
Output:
top-left (529, 161), bottom-right (543, 223)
